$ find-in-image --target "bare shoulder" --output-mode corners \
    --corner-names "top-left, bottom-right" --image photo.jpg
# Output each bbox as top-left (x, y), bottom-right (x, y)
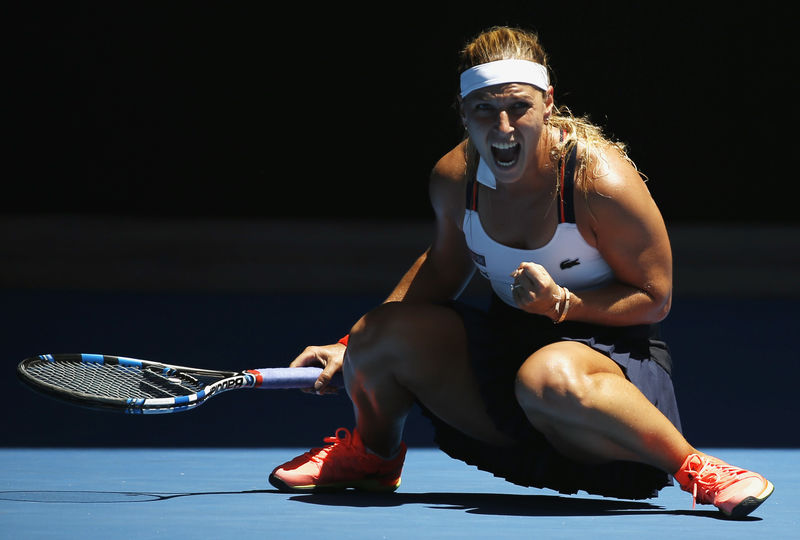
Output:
top-left (578, 142), bottom-right (659, 224)
top-left (430, 141), bottom-right (469, 222)
top-left (431, 140), bottom-right (468, 186)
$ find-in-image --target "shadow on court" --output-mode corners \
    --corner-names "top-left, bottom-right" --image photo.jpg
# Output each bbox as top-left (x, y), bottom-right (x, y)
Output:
top-left (0, 489), bottom-right (271, 504)
top-left (286, 491), bottom-right (759, 521)
top-left (0, 489), bottom-right (757, 521)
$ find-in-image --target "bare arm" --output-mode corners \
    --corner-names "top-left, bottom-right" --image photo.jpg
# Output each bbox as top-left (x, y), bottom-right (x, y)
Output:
top-left (292, 143), bottom-right (475, 390)
top-left (571, 149), bottom-right (672, 325)
top-left (385, 144), bottom-right (475, 304)
top-left (514, 147), bottom-right (672, 326)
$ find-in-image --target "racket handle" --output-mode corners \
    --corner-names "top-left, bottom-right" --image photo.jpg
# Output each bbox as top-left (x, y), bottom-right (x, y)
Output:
top-left (248, 367), bottom-right (344, 390)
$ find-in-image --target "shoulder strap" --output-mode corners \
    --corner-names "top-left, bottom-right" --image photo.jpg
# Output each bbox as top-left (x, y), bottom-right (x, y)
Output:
top-left (558, 138), bottom-right (578, 224)
top-left (465, 177), bottom-right (478, 211)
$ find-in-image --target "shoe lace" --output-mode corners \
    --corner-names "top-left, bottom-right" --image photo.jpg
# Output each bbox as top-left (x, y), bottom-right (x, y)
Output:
top-left (303, 428), bottom-right (363, 467)
top-left (682, 456), bottom-right (745, 509)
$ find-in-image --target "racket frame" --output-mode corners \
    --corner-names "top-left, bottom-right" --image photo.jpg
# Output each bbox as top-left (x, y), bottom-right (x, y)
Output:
top-left (18, 354), bottom-right (270, 414)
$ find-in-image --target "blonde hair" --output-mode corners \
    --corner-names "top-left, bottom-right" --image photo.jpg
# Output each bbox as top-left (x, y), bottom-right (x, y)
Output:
top-left (459, 26), bottom-right (643, 188)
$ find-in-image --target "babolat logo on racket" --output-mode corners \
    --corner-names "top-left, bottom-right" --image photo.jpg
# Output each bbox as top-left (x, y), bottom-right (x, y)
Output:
top-left (206, 375), bottom-right (248, 397)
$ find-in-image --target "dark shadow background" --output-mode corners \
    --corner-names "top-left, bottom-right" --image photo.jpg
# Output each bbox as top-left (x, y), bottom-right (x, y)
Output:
top-left (4, 2), bottom-right (798, 449)
top-left (9, 2), bottom-right (798, 224)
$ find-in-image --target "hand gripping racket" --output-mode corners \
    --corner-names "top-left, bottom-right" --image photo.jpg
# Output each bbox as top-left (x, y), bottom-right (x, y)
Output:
top-left (17, 354), bottom-right (342, 414)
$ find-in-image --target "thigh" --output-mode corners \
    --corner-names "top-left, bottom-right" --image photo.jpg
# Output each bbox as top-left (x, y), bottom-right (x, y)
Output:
top-left (516, 340), bottom-right (626, 396)
top-left (350, 302), bottom-right (514, 446)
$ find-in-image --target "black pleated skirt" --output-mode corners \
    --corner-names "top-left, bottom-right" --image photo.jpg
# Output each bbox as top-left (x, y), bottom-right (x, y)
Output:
top-left (419, 294), bottom-right (683, 500)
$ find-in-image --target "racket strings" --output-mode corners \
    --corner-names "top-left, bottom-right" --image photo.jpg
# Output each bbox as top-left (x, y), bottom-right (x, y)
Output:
top-left (138, 368), bottom-right (208, 398)
top-left (24, 360), bottom-right (205, 399)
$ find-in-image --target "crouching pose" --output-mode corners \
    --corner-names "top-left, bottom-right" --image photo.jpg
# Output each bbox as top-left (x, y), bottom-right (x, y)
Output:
top-left (270, 26), bottom-right (773, 518)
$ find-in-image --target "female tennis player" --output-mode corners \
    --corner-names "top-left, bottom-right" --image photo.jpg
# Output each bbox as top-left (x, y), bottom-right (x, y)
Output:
top-left (270, 26), bottom-right (773, 517)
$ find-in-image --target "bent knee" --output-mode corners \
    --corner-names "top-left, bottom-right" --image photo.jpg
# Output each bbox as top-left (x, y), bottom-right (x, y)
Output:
top-left (347, 302), bottom-right (465, 378)
top-left (344, 303), bottom-right (407, 372)
top-left (514, 343), bottom-right (592, 414)
top-left (348, 302), bottom-right (422, 355)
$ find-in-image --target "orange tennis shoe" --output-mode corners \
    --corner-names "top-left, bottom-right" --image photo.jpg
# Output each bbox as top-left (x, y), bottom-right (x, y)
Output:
top-left (674, 453), bottom-right (774, 518)
top-left (269, 427), bottom-right (407, 493)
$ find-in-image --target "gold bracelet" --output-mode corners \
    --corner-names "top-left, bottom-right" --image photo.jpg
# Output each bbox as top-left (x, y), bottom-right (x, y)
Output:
top-left (553, 288), bottom-right (562, 319)
top-left (555, 287), bottom-right (571, 324)
top-left (551, 286), bottom-right (565, 323)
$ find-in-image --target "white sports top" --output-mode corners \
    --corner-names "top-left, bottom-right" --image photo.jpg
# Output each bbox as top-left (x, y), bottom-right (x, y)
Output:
top-left (463, 145), bottom-right (613, 308)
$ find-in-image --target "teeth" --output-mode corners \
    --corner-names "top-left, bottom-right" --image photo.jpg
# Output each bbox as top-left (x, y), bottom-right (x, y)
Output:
top-left (491, 141), bottom-right (519, 150)
top-left (491, 141), bottom-right (519, 167)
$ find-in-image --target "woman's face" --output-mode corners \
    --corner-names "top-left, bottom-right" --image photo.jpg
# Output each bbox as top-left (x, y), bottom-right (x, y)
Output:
top-left (461, 83), bottom-right (554, 185)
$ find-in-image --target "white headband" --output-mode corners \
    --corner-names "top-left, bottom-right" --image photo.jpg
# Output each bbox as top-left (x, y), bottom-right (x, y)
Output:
top-left (460, 59), bottom-right (549, 98)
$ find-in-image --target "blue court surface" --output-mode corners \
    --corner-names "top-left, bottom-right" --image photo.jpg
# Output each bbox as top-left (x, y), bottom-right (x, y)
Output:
top-left (2, 221), bottom-right (799, 538)
top-left (1, 287), bottom-right (799, 539)
top-left (1, 447), bottom-right (797, 539)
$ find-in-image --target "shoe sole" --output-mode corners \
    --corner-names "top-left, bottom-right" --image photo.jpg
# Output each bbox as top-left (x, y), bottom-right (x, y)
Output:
top-left (268, 472), bottom-right (401, 494)
top-left (724, 480), bottom-right (775, 518)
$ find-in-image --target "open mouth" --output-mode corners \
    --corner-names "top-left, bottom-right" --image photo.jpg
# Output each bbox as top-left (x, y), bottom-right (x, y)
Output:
top-left (491, 141), bottom-right (521, 167)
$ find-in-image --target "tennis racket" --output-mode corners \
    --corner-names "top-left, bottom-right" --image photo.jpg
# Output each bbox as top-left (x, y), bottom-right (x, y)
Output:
top-left (17, 353), bottom-right (343, 414)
